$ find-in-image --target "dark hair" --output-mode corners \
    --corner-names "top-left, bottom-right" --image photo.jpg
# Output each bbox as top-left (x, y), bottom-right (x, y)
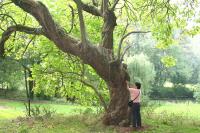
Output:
top-left (135, 82), bottom-right (141, 89)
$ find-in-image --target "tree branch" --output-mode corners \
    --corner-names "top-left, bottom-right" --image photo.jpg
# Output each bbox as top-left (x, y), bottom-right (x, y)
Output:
top-left (117, 21), bottom-right (129, 59)
top-left (0, 25), bottom-right (43, 57)
top-left (0, 14), bottom-right (17, 26)
top-left (122, 30), bottom-right (151, 41)
top-left (75, 0), bottom-right (89, 46)
top-left (79, 79), bottom-right (108, 111)
top-left (111, 0), bottom-right (120, 11)
top-left (101, 10), bottom-right (117, 49)
top-left (117, 30), bottom-right (151, 59)
top-left (92, 0), bottom-right (98, 7)
top-left (120, 45), bottom-right (132, 62)
top-left (8, 0), bottom-right (111, 82)
top-left (23, 13), bottom-right (28, 25)
top-left (67, 5), bottom-right (75, 34)
top-left (40, 68), bottom-right (108, 111)
top-left (21, 35), bottom-right (36, 58)
top-left (10, 0), bottom-right (82, 57)
top-left (73, 0), bottom-right (102, 16)
top-left (0, 1), bottom-right (13, 9)
top-left (102, 0), bottom-right (109, 14)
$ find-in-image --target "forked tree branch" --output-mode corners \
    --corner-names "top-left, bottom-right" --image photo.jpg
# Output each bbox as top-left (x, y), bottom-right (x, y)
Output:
top-left (111, 0), bottom-right (120, 11)
top-left (102, 0), bottom-right (109, 14)
top-left (1, 0), bottom-right (113, 84)
top-left (73, 0), bottom-right (102, 16)
top-left (117, 21), bottom-right (129, 59)
top-left (120, 45), bottom-right (132, 62)
top-left (0, 25), bottom-right (43, 57)
top-left (0, 14), bottom-right (17, 26)
top-left (117, 30), bottom-right (151, 59)
top-left (10, 0), bottom-right (82, 57)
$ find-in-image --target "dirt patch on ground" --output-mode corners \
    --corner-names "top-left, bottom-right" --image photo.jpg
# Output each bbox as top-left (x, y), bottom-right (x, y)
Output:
top-left (116, 125), bottom-right (150, 133)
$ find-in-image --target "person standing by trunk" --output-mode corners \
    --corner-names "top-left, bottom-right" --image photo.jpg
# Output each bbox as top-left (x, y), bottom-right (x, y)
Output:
top-left (128, 82), bottom-right (142, 128)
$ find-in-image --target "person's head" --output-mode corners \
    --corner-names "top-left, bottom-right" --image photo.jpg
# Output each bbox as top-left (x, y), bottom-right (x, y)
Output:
top-left (135, 82), bottom-right (141, 89)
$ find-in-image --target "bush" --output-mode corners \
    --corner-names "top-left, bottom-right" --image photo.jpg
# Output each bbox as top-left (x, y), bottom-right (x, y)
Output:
top-left (24, 104), bottom-right (56, 119)
top-left (35, 92), bottom-right (52, 100)
top-left (173, 85), bottom-right (193, 98)
top-left (141, 95), bottom-right (151, 107)
top-left (194, 92), bottom-right (200, 102)
top-left (150, 85), bottom-right (193, 99)
top-left (83, 107), bottom-right (94, 115)
top-left (126, 53), bottom-right (156, 95)
top-left (193, 84), bottom-right (200, 102)
top-left (0, 89), bottom-right (27, 100)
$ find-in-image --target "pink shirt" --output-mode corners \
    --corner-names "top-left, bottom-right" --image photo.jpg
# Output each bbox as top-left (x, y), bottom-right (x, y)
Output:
top-left (129, 88), bottom-right (141, 103)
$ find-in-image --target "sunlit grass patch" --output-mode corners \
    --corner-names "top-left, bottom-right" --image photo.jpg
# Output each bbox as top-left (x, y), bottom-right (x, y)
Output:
top-left (0, 108), bottom-right (23, 119)
top-left (154, 102), bottom-right (200, 119)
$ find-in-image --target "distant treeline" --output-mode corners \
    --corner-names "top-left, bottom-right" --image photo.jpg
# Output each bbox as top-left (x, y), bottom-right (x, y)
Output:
top-left (149, 85), bottom-right (194, 99)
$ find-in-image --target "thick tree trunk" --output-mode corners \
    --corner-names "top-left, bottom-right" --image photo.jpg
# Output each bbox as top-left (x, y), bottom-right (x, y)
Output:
top-left (103, 63), bottom-right (129, 126)
top-left (103, 75), bottom-right (130, 126)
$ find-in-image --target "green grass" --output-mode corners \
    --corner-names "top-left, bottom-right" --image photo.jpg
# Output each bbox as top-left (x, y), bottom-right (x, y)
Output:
top-left (0, 99), bottom-right (200, 133)
top-left (0, 99), bottom-right (87, 119)
top-left (0, 114), bottom-right (116, 133)
top-left (153, 101), bottom-right (200, 119)
top-left (0, 114), bottom-right (199, 133)
top-left (141, 119), bottom-right (200, 133)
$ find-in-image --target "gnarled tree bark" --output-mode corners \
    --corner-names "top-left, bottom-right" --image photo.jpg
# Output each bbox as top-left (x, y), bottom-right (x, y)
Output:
top-left (0, 0), bottom-right (130, 126)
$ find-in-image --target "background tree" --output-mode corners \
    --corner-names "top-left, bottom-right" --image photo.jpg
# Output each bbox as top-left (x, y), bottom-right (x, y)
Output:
top-left (0, 57), bottom-right (23, 95)
top-left (126, 53), bottom-right (156, 95)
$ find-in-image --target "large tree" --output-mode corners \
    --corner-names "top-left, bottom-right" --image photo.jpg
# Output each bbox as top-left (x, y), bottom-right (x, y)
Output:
top-left (0, 0), bottom-right (198, 125)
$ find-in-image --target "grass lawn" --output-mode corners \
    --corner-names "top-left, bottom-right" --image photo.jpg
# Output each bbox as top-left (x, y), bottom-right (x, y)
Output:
top-left (0, 99), bottom-right (87, 119)
top-left (0, 99), bottom-right (200, 133)
top-left (153, 101), bottom-right (200, 119)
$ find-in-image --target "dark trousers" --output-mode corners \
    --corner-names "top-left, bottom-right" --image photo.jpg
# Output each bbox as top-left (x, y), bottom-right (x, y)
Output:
top-left (132, 103), bottom-right (141, 127)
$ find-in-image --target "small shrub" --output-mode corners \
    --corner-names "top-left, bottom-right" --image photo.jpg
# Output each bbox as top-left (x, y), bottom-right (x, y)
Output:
top-left (194, 91), bottom-right (200, 102)
top-left (141, 95), bottom-right (151, 107)
top-left (150, 85), bottom-right (194, 99)
top-left (24, 104), bottom-right (56, 119)
top-left (83, 107), bottom-right (94, 115)
top-left (72, 108), bottom-right (84, 114)
top-left (18, 125), bottom-right (29, 133)
top-left (142, 106), bottom-right (156, 118)
top-left (142, 98), bottom-right (160, 119)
